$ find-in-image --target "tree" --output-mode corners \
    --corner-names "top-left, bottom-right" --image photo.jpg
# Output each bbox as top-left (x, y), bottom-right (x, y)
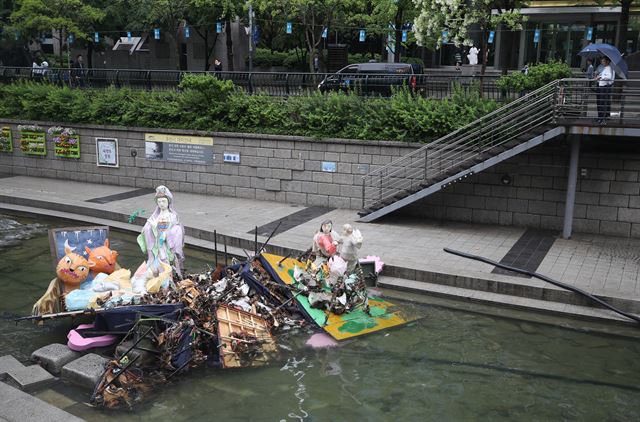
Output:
top-left (131, 0), bottom-right (189, 70)
top-left (10, 0), bottom-right (104, 62)
top-left (185, 0), bottom-right (224, 71)
top-left (256, 0), bottom-right (364, 73)
top-left (351, 0), bottom-right (418, 63)
top-left (413, 0), bottom-right (526, 80)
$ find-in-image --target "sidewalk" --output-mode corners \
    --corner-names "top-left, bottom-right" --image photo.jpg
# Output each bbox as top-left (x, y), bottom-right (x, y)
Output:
top-left (1, 175), bottom-right (639, 324)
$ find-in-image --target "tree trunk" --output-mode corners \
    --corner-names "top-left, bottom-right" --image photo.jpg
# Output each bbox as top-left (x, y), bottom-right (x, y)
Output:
top-left (58, 29), bottom-right (64, 62)
top-left (394, 9), bottom-right (403, 63)
top-left (204, 32), bottom-right (210, 71)
top-left (616, 0), bottom-right (632, 53)
top-left (225, 19), bottom-right (234, 71)
top-left (174, 32), bottom-right (182, 71)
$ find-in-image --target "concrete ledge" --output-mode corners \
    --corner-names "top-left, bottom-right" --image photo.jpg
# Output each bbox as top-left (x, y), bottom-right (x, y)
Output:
top-left (61, 354), bottom-right (108, 390)
top-left (0, 356), bottom-right (24, 378)
top-left (0, 382), bottom-right (84, 422)
top-left (31, 344), bottom-right (81, 376)
top-left (4, 366), bottom-right (55, 392)
top-left (2, 198), bottom-right (639, 325)
top-left (378, 276), bottom-right (638, 326)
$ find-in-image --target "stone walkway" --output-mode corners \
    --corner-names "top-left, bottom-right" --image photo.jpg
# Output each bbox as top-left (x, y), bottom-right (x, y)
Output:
top-left (1, 175), bottom-right (639, 324)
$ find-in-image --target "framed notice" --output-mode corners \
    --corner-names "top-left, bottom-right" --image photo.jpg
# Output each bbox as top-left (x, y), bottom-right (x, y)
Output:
top-left (96, 137), bottom-right (119, 167)
top-left (144, 133), bottom-right (214, 165)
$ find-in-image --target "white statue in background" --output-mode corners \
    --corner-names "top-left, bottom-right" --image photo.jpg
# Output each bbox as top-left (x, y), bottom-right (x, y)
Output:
top-left (467, 46), bottom-right (479, 66)
top-left (339, 224), bottom-right (363, 273)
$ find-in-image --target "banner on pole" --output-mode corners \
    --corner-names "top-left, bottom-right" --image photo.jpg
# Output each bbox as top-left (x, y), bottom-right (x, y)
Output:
top-left (534, 29), bottom-right (540, 44)
top-left (359, 29), bottom-right (365, 42)
top-left (154, 28), bottom-right (160, 39)
top-left (488, 31), bottom-right (495, 44)
top-left (94, 32), bottom-right (99, 43)
top-left (216, 22), bottom-right (222, 33)
top-left (286, 22), bottom-right (292, 34)
top-left (402, 30), bottom-right (407, 42)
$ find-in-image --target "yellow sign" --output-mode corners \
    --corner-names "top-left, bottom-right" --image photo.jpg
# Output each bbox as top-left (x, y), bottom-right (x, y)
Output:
top-left (144, 133), bottom-right (213, 146)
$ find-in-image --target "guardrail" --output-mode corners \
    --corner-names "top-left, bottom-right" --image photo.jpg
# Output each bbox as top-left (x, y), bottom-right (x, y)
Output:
top-left (0, 66), bottom-right (509, 100)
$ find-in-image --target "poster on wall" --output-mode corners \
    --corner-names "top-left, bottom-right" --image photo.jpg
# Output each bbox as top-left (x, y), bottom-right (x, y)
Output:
top-left (96, 137), bottom-right (119, 167)
top-left (144, 133), bottom-right (214, 165)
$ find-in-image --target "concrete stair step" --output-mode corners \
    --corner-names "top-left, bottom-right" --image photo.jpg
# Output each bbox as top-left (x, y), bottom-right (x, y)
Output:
top-left (61, 354), bottom-right (109, 390)
top-left (0, 382), bottom-right (84, 422)
top-left (4, 365), bottom-right (55, 392)
top-left (377, 276), bottom-right (638, 325)
top-left (31, 344), bottom-right (81, 376)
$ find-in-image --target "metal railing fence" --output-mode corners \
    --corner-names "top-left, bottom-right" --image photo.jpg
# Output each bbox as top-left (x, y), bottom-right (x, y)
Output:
top-left (360, 78), bottom-right (640, 212)
top-left (0, 66), bottom-right (510, 100)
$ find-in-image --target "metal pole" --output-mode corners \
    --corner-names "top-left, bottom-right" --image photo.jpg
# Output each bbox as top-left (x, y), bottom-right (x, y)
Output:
top-left (562, 136), bottom-right (580, 239)
top-left (248, 3), bottom-right (253, 72)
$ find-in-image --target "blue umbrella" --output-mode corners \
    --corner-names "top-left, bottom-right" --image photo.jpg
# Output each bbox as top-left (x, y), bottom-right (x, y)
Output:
top-left (578, 43), bottom-right (628, 79)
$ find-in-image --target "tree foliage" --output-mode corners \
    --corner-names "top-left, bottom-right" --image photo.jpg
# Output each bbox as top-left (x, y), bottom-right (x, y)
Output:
top-left (10, 0), bottom-right (104, 58)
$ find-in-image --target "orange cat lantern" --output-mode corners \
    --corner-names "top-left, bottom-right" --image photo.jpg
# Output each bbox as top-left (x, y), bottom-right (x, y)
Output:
top-left (85, 239), bottom-right (119, 275)
top-left (56, 243), bottom-right (93, 292)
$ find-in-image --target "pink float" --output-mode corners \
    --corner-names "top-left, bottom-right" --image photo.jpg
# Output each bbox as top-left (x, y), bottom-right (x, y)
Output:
top-left (305, 333), bottom-right (339, 349)
top-left (67, 323), bottom-right (118, 351)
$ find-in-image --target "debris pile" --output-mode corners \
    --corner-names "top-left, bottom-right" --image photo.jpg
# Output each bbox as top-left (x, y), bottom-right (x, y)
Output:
top-left (90, 259), bottom-right (309, 409)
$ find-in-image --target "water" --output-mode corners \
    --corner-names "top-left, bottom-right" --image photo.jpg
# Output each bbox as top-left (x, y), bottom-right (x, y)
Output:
top-left (1, 214), bottom-right (639, 421)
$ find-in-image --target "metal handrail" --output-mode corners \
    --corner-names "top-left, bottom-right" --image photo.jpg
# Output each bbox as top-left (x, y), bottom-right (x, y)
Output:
top-left (361, 80), bottom-right (560, 210)
top-left (361, 78), bottom-right (640, 211)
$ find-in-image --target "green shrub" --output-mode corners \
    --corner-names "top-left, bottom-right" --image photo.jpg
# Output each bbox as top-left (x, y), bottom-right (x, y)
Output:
top-left (496, 60), bottom-right (572, 92)
top-left (0, 78), bottom-right (498, 143)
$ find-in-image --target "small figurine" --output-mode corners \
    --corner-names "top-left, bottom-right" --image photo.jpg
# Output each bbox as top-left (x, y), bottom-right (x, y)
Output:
top-left (339, 224), bottom-right (363, 273)
top-left (312, 220), bottom-right (340, 265)
top-left (138, 185), bottom-right (185, 278)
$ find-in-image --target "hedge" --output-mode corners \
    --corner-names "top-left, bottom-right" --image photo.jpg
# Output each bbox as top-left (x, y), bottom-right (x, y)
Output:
top-left (495, 61), bottom-right (573, 92)
top-left (0, 75), bottom-right (498, 143)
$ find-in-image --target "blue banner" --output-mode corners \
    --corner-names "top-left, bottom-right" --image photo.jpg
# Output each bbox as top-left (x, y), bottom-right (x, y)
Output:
top-left (184, 26), bottom-right (190, 38)
top-left (488, 31), bottom-right (495, 44)
top-left (441, 30), bottom-right (448, 43)
top-left (15, 30), bottom-right (20, 40)
top-left (322, 27), bottom-right (328, 39)
top-left (402, 30), bottom-right (407, 42)
top-left (154, 28), bottom-right (160, 39)
top-left (359, 29), bottom-right (365, 42)
top-left (252, 25), bottom-right (259, 44)
top-left (127, 31), bottom-right (131, 41)
top-left (68, 33), bottom-right (74, 44)
top-left (216, 22), bottom-right (222, 33)
top-left (534, 29), bottom-right (540, 44)
top-left (586, 27), bottom-right (593, 41)
top-left (286, 22), bottom-right (292, 34)
top-left (94, 32), bottom-right (99, 43)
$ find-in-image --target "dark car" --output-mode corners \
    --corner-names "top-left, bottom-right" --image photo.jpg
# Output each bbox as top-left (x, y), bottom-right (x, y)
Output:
top-left (317, 62), bottom-right (419, 96)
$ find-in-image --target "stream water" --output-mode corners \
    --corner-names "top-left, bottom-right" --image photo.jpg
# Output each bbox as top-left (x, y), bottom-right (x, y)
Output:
top-left (0, 214), bottom-right (638, 421)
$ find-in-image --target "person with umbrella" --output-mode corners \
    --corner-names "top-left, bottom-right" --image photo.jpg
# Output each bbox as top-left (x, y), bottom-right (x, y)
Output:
top-left (578, 43), bottom-right (628, 125)
top-left (596, 57), bottom-right (615, 124)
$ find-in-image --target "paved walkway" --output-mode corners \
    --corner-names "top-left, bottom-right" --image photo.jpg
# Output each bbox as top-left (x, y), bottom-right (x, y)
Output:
top-left (1, 176), bottom-right (639, 324)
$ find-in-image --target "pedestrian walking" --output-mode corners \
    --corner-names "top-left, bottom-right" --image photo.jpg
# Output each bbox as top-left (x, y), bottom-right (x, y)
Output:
top-left (595, 57), bottom-right (614, 124)
top-left (71, 54), bottom-right (86, 88)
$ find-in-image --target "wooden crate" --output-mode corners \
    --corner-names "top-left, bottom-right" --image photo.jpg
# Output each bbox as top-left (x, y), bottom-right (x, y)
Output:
top-left (216, 305), bottom-right (277, 369)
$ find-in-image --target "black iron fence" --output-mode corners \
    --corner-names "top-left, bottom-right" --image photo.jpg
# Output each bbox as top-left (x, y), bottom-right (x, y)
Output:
top-left (0, 66), bottom-right (511, 100)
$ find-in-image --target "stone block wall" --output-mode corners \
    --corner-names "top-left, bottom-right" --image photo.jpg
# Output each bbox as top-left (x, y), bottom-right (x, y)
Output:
top-left (403, 138), bottom-right (640, 237)
top-left (0, 120), bottom-right (417, 210)
top-left (2, 120), bottom-right (639, 237)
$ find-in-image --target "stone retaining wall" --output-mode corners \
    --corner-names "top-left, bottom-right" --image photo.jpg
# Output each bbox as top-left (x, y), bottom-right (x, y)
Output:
top-left (404, 139), bottom-right (640, 237)
top-left (1, 120), bottom-right (639, 237)
top-left (0, 120), bottom-right (418, 210)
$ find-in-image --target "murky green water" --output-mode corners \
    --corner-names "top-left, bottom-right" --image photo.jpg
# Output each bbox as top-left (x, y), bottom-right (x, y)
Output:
top-left (1, 214), bottom-right (639, 421)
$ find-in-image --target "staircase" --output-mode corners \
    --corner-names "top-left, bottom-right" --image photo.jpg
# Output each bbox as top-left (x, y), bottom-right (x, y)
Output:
top-left (358, 80), bottom-right (565, 222)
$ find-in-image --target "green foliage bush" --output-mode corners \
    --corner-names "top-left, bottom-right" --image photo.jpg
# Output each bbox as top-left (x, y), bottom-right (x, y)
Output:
top-left (0, 77), bottom-right (499, 143)
top-left (496, 60), bottom-right (573, 92)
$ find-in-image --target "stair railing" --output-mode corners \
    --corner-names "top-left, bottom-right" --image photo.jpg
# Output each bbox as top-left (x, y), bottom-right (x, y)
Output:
top-left (361, 80), bottom-right (561, 211)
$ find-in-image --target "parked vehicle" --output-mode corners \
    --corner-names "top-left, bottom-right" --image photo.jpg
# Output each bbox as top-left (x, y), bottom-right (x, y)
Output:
top-left (317, 62), bottom-right (419, 95)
